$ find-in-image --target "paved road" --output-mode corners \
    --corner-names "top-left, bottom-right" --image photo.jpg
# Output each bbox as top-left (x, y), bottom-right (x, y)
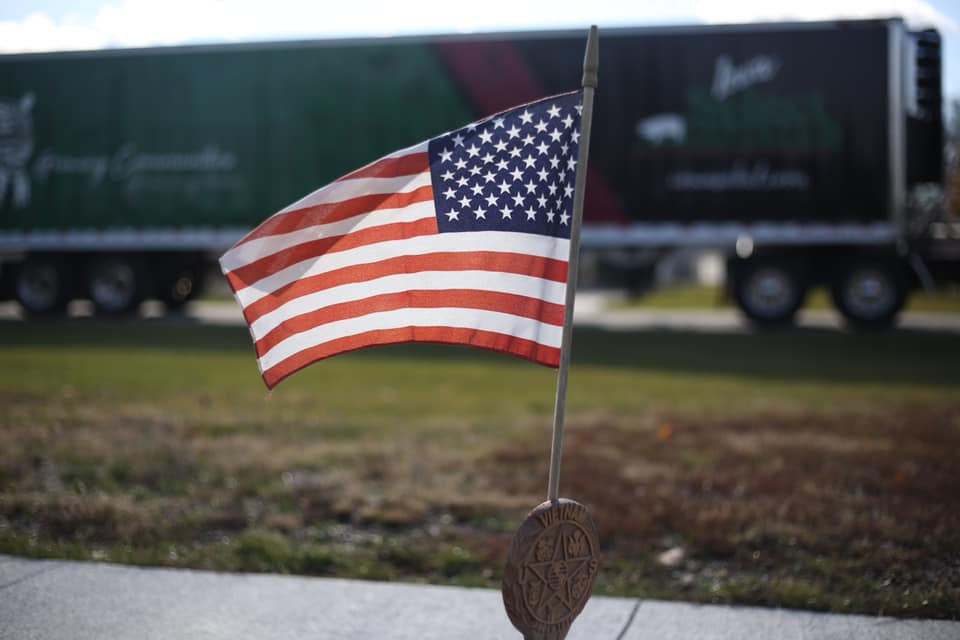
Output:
top-left (3, 293), bottom-right (960, 333)
top-left (1, 555), bottom-right (957, 640)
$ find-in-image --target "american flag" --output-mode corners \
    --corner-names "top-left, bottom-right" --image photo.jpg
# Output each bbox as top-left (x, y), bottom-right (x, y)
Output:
top-left (221, 91), bottom-right (584, 389)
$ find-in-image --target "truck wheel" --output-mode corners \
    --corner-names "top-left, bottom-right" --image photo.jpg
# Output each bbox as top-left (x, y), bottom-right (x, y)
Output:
top-left (732, 259), bottom-right (806, 327)
top-left (15, 255), bottom-right (71, 315)
top-left (830, 260), bottom-right (907, 330)
top-left (87, 256), bottom-right (144, 315)
top-left (159, 267), bottom-right (204, 311)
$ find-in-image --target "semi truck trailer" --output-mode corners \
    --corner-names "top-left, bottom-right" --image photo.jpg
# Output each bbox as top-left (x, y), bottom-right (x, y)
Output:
top-left (0, 18), bottom-right (955, 326)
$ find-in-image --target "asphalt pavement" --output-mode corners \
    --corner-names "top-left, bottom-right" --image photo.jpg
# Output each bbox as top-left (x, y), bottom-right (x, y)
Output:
top-left (1, 555), bottom-right (957, 639)
top-left (3, 292), bottom-right (960, 334)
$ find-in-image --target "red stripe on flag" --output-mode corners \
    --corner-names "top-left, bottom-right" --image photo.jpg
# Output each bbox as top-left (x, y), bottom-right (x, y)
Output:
top-left (239, 251), bottom-right (569, 325)
top-left (254, 289), bottom-right (565, 357)
top-left (261, 326), bottom-right (561, 389)
top-left (338, 153), bottom-right (430, 181)
top-left (226, 216), bottom-right (441, 290)
top-left (237, 185), bottom-right (435, 245)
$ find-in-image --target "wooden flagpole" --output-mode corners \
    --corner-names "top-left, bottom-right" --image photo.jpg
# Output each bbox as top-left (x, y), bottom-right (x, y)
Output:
top-left (547, 25), bottom-right (598, 504)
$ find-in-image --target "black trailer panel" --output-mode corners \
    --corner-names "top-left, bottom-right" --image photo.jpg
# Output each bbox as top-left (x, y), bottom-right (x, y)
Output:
top-left (517, 21), bottom-right (896, 224)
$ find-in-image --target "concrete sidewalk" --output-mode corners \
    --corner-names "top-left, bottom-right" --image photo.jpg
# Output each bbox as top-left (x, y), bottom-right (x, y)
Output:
top-left (2, 555), bottom-right (957, 639)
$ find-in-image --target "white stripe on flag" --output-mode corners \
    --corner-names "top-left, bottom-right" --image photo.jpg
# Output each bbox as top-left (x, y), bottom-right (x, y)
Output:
top-left (234, 232), bottom-right (571, 308)
top-left (249, 269), bottom-right (567, 340)
top-left (276, 171), bottom-right (431, 216)
top-left (257, 307), bottom-right (565, 373)
top-left (220, 201), bottom-right (438, 273)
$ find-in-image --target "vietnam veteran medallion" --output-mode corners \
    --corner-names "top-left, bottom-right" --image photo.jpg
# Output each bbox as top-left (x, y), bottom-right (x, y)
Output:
top-left (502, 499), bottom-right (599, 640)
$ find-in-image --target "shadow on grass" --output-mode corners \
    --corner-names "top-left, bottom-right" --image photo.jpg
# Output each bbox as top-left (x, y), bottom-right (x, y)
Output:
top-left (1, 317), bottom-right (958, 389)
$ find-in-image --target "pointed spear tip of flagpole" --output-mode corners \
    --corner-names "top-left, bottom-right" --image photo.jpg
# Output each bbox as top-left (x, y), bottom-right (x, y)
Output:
top-left (582, 25), bottom-right (599, 89)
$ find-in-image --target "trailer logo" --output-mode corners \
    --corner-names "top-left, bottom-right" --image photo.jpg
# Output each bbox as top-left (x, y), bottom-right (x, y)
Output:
top-left (0, 94), bottom-right (34, 209)
top-left (0, 93), bottom-right (243, 211)
top-left (711, 55), bottom-right (781, 101)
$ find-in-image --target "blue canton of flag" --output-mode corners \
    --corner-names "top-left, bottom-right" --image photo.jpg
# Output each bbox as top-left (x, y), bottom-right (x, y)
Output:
top-left (429, 92), bottom-right (584, 239)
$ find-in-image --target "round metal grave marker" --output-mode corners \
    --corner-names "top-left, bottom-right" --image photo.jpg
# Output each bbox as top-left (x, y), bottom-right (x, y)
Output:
top-left (502, 499), bottom-right (599, 640)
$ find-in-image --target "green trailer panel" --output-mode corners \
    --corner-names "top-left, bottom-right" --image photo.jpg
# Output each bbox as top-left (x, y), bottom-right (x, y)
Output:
top-left (0, 41), bottom-right (473, 232)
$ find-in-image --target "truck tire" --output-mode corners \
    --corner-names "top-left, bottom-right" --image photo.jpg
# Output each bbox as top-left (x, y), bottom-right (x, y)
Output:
top-left (86, 256), bottom-right (145, 315)
top-left (731, 259), bottom-right (806, 327)
top-left (15, 255), bottom-right (71, 315)
top-left (159, 267), bottom-right (204, 311)
top-left (830, 260), bottom-right (907, 330)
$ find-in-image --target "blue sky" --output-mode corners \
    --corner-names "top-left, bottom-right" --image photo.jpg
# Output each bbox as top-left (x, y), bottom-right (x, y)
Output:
top-left (1, 0), bottom-right (958, 101)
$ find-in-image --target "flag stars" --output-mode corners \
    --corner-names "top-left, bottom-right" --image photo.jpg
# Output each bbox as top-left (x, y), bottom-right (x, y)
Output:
top-left (428, 93), bottom-right (581, 238)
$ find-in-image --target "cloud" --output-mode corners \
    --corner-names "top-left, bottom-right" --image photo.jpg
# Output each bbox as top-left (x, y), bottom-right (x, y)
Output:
top-left (696, 0), bottom-right (957, 32)
top-left (0, 0), bottom-right (954, 55)
top-left (0, 0), bottom-right (701, 53)
top-left (0, 12), bottom-right (106, 52)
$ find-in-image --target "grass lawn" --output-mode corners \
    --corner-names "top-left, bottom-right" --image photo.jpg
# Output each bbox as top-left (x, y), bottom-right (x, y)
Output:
top-left (1, 318), bottom-right (958, 619)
